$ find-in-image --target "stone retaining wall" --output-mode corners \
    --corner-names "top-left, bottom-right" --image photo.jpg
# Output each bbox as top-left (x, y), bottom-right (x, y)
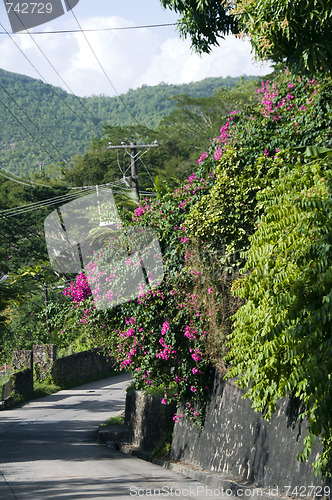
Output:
top-left (1, 368), bottom-right (33, 401)
top-left (170, 373), bottom-right (331, 496)
top-left (124, 373), bottom-right (331, 498)
top-left (12, 350), bottom-right (33, 372)
top-left (51, 348), bottom-right (114, 386)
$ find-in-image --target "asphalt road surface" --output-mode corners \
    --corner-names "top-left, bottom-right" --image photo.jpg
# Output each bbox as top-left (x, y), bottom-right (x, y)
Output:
top-left (0, 373), bottom-right (235, 499)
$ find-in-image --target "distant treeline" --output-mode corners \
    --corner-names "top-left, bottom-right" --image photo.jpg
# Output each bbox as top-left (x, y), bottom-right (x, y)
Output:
top-left (0, 68), bottom-right (257, 176)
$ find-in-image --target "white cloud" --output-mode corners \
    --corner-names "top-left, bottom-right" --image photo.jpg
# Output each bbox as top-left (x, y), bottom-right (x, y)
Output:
top-left (135, 35), bottom-right (272, 89)
top-left (0, 16), bottom-right (272, 97)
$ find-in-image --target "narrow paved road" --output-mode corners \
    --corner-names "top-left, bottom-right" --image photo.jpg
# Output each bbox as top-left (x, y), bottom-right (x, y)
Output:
top-left (0, 373), bottom-right (232, 499)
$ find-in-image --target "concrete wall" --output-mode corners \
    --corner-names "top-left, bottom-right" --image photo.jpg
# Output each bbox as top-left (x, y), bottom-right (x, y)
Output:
top-left (51, 348), bottom-right (114, 386)
top-left (170, 373), bottom-right (332, 495)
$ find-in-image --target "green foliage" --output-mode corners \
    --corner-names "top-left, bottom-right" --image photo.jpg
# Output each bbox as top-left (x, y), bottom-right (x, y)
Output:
top-left (235, 0), bottom-right (332, 74)
top-left (181, 71), bottom-right (332, 475)
top-left (100, 415), bottom-right (125, 426)
top-left (185, 72), bottom-right (332, 258)
top-left (63, 79), bottom-right (258, 192)
top-left (160, 0), bottom-right (237, 54)
top-left (161, 0), bottom-right (332, 73)
top-left (32, 380), bottom-right (62, 398)
top-left (2, 67), bottom-right (332, 476)
top-left (0, 76), bottom-right (256, 362)
top-left (0, 68), bottom-right (251, 177)
top-left (150, 431), bottom-right (173, 460)
top-left (226, 154), bottom-right (332, 476)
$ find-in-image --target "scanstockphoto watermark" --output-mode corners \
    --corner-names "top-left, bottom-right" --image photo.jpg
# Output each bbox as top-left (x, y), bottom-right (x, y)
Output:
top-left (4, 0), bottom-right (80, 33)
top-left (129, 485), bottom-right (265, 497)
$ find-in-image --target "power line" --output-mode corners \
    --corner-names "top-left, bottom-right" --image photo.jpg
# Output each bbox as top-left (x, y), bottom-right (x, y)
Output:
top-left (10, 16), bottom-right (101, 129)
top-left (69, 9), bottom-right (141, 127)
top-left (139, 156), bottom-right (155, 187)
top-left (0, 169), bottom-right (40, 187)
top-left (0, 23), bottom-right (177, 35)
top-left (0, 164), bottom-right (67, 189)
top-left (0, 183), bottom-right (134, 217)
top-left (0, 158), bottom-right (132, 191)
top-left (1, 190), bottom-right (95, 216)
top-left (0, 21), bottom-right (98, 135)
top-left (108, 142), bottom-right (158, 197)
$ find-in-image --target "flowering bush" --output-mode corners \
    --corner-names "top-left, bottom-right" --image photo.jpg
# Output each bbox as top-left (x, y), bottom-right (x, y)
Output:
top-left (61, 170), bottom-right (216, 422)
top-left (61, 70), bottom-right (332, 469)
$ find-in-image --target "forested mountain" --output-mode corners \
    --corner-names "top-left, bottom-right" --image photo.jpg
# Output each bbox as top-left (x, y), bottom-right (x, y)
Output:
top-left (0, 68), bottom-right (257, 176)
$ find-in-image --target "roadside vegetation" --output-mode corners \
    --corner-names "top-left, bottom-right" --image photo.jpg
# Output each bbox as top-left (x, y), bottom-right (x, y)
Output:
top-left (1, 0), bottom-right (331, 477)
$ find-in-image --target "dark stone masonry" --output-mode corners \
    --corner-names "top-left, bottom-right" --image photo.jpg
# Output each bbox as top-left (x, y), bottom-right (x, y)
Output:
top-left (125, 372), bottom-right (331, 498)
top-left (33, 344), bottom-right (57, 380)
top-left (51, 348), bottom-right (114, 386)
top-left (170, 373), bottom-right (332, 495)
top-left (1, 345), bottom-right (114, 405)
top-left (125, 390), bottom-right (175, 453)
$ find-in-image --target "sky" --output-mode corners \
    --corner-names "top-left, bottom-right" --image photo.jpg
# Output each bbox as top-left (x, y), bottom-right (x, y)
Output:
top-left (0, 0), bottom-right (272, 97)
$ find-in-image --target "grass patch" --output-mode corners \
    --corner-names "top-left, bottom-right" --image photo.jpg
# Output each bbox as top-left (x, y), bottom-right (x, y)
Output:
top-left (126, 382), bottom-right (177, 399)
top-left (100, 415), bottom-right (125, 427)
top-left (126, 382), bottom-right (136, 394)
top-left (32, 380), bottom-right (62, 398)
top-left (150, 430), bottom-right (173, 461)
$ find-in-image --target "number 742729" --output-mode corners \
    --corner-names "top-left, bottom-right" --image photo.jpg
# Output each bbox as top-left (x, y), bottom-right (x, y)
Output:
top-left (6, 2), bottom-right (53, 14)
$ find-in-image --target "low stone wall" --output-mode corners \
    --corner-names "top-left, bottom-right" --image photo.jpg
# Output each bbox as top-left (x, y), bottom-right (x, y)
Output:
top-left (51, 348), bottom-right (114, 386)
top-left (125, 390), bottom-right (175, 453)
top-left (7, 350), bottom-right (34, 400)
top-left (12, 350), bottom-right (33, 372)
top-left (11, 368), bottom-right (33, 396)
top-left (170, 373), bottom-right (332, 496)
top-left (1, 368), bottom-right (33, 401)
top-left (33, 344), bottom-right (57, 380)
top-left (1, 377), bottom-right (13, 401)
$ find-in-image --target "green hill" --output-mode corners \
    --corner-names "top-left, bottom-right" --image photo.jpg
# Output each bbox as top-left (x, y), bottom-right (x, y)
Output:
top-left (0, 68), bottom-right (257, 176)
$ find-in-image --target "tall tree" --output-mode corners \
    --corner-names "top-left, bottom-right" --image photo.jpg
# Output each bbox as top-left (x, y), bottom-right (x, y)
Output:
top-left (160, 0), bottom-right (332, 73)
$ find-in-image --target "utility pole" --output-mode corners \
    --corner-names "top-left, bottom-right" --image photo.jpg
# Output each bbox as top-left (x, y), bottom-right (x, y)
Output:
top-left (44, 283), bottom-right (51, 335)
top-left (107, 141), bottom-right (158, 198)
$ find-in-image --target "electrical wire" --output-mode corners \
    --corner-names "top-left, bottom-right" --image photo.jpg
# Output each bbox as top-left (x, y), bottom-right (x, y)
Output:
top-left (0, 81), bottom-right (64, 159)
top-left (0, 23), bottom-right (177, 35)
top-left (0, 183), bottom-right (133, 217)
top-left (116, 150), bottom-right (125, 176)
top-left (123, 147), bottom-right (151, 176)
top-left (69, 9), bottom-right (141, 128)
top-left (0, 21), bottom-right (98, 135)
top-left (0, 169), bottom-right (39, 187)
top-left (10, 15), bottom-right (102, 130)
top-left (0, 162), bottom-right (131, 192)
top-left (139, 156), bottom-right (155, 187)
top-left (0, 165), bottom-right (59, 188)
top-left (1, 190), bottom-right (96, 216)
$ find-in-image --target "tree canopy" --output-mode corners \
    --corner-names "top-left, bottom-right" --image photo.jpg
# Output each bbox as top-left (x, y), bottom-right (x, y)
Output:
top-left (161, 0), bottom-right (332, 73)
